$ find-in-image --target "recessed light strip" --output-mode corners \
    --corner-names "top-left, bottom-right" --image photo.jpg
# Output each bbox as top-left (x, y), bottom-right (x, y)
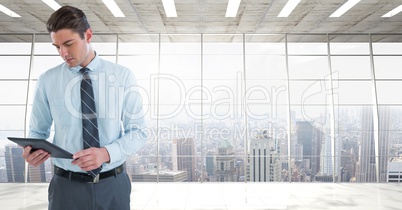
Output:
top-left (162, 0), bottom-right (177, 17)
top-left (278, 0), bottom-right (301, 17)
top-left (0, 4), bottom-right (21, 17)
top-left (102, 0), bottom-right (125, 17)
top-left (41, 0), bottom-right (61, 11)
top-left (330, 0), bottom-right (361, 17)
top-left (225, 0), bottom-right (241, 17)
top-left (382, 4), bottom-right (402, 17)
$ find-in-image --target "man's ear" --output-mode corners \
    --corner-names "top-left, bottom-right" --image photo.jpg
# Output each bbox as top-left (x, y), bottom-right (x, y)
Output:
top-left (85, 28), bottom-right (93, 43)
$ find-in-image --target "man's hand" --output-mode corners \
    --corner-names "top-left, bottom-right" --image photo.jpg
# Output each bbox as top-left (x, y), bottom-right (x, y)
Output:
top-left (22, 146), bottom-right (50, 166)
top-left (71, 147), bottom-right (110, 171)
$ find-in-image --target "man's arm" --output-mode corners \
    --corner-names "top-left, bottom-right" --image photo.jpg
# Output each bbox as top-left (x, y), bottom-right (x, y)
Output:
top-left (28, 75), bottom-right (53, 139)
top-left (24, 76), bottom-right (53, 165)
top-left (103, 70), bottom-right (147, 164)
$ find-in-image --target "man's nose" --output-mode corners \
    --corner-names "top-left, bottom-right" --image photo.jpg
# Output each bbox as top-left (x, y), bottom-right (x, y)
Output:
top-left (59, 46), bottom-right (68, 57)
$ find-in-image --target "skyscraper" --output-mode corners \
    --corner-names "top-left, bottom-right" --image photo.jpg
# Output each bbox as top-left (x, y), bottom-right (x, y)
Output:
top-left (205, 151), bottom-right (215, 180)
top-left (249, 130), bottom-right (282, 182)
top-left (5, 145), bottom-right (25, 182)
top-left (215, 139), bottom-right (236, 182)
top-left (356, 106), bottom-right (391, 182)
top-left (378, 106), bottom-right (391, 182)
top-left (173, 138), bottom-right (196, 182)
top-left (296, 121), bottom-right (323, 180)
top-left (356, 106), bottom-right (376, 182)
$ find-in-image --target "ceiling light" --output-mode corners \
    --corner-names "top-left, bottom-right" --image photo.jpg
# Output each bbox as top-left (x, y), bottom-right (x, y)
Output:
top-left (278, 0), bottom-right (301, 17)
top-left (162, 0), bottom-right (177, 17)
top-left (225, 0), bottom-right (241, 17)
top-left (0, 4), bottom-right (21, 17)
top-left (330, 0), bottom-right (361, 17)
top-left (41, 0), bottom-right (61, 11)
top-left (102, 0), bottom-right (125, 17)
top-left (382, 4), bottom-right (402, 17)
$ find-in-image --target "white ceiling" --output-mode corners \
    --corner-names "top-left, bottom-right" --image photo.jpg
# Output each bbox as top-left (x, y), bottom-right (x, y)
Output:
top-left (1, 0), bottom-right (402, 42)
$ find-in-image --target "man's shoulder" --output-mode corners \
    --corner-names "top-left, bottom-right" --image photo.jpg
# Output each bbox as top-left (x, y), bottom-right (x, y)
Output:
top-left (99, 58), bottom-right (133, 75)
top-left (39, 63), bottom-right (67, 79)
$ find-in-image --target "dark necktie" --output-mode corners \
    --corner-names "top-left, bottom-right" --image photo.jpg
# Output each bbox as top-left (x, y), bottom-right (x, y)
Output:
top-left (80, 68), bottom-right (102, 177)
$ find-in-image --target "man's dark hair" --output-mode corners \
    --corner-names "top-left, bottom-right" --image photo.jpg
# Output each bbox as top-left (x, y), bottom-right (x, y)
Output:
top-left (46, 6), bottom-right (90, 39)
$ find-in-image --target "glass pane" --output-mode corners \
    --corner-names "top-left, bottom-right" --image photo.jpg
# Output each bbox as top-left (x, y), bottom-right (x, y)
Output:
top-left (378, 106), bottom-right (392, 183)
top-left (0, 106), bottom-right (26, 130)
top-left (337, 81), bottom-right (373, 105)
top-left (288, 56), bottom-right (330, 79)
top-left (246, 55), bottom-right (287, 80)
top-left (204, 34), bottom-right (244, 182)
top-left (118, 35), bottom-right (159, 181)
top-left (0, 81), bottom-right (28, 104)
top-left (247, 104), bottom-right (289, 182)
top-left (245, 80), bottom-right (288, 119)
top-left (290, 105), bottom-right (330, 182)
top-left (0, 56), bottom-right (30, 79)
top-left (331, 56), bottom-right (371, 79)
top-left (376, 81), bottom-right (402, 104)
top-left (289, 80), bottom-right (331, 105)
top-left (158, 34), bottom-right (202, 182)
top-left (373, 56), bottom-right (402, 79)
top-left (335, 105), bottom-right (376, 182)
top-left (118, 55), bottom-right (158, 80)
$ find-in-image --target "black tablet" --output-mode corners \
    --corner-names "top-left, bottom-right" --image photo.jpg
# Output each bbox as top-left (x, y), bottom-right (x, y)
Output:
top-left (7, 137), bottom-right (73, 159)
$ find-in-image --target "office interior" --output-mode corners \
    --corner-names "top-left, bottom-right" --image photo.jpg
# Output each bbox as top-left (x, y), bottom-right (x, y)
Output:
top-left (1, 0), bottom-right (402, 209)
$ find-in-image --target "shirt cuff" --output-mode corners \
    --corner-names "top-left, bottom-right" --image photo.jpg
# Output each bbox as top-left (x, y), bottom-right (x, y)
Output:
top-left (104, 143), bottom-right (121, 165)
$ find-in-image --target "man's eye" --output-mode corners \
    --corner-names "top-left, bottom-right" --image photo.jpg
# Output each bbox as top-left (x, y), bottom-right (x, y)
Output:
top-left (65, 43), bottom-right (72, 47)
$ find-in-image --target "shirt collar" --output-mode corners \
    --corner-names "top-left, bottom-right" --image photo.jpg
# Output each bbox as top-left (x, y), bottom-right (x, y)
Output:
top-left (68, 51), bottom-right (100, 73)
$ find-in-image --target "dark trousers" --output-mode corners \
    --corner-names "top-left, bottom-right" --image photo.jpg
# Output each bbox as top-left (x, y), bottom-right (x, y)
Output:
top-left (48, 171), bottom-right (131, 210)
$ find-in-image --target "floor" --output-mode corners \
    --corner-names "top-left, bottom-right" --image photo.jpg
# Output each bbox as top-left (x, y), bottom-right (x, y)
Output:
top-left (0, 182), bottom-right (401, 210)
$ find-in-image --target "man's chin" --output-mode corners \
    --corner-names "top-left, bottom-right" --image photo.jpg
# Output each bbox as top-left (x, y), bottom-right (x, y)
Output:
top-left (66, 62), bottom-right (77, 68)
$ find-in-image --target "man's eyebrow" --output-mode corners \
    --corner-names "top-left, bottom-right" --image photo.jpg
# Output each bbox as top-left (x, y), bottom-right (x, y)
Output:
top-left (52, 39), bottom-right (74, 47)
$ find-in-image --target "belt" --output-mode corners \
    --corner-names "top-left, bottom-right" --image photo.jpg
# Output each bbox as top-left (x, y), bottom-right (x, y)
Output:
top-left (54, 164), bottom-right (125, 183)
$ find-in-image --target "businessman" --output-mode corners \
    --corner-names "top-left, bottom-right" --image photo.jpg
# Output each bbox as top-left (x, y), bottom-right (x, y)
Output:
top-left (22, 5), bottom-right (146, 210)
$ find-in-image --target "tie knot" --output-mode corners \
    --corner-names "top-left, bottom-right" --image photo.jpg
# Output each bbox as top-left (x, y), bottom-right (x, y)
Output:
top-left (80, 68), bottom-right (89, 75)
top-left (80, 68), bottom-right (90, 79)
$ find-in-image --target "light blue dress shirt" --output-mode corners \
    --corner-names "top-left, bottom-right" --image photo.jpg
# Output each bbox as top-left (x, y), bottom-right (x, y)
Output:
top-left (28, 53), bottom-right (146, 173)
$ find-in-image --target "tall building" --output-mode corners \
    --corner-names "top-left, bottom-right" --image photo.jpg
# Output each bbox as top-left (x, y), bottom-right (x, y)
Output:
top-left (321, 133), bottom-right (332, 175)
top-left (215, 140), bottom-right (236, 182)
top-left (5, 145), bottom-right (25, 182)
top-left (205, 151), bottom-right (215, 180)
top-left (378, 106), bottom-right (391, 182)
top-left (249, 130), bottom-right (282, 182)
top-left (356, 107), bottom-right (376, 182)
top-left (296, 121), bottom-right (323, 180)
top-left (173, 138), bottom-right (196, 182)
top-left (356, 106), bottom-right (391, 182)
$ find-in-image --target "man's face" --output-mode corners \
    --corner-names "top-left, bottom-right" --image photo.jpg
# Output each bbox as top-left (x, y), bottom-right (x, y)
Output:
top-left (50, 28), bottom-right (92, 68)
